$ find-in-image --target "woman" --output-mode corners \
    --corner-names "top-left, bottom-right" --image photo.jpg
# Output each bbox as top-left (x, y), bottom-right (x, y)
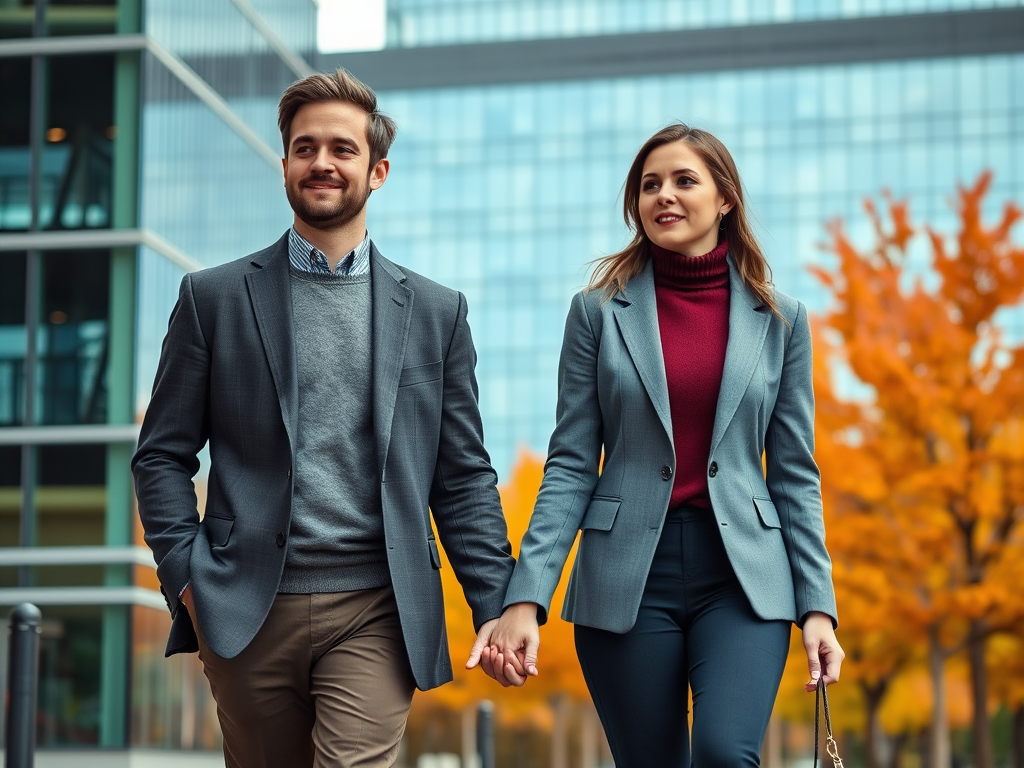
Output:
top-left (473, 124), bottom-right (843, 766)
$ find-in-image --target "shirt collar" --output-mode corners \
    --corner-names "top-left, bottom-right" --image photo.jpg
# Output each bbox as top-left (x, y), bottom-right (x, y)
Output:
top-left (287, 228), bottom-right (371, 276)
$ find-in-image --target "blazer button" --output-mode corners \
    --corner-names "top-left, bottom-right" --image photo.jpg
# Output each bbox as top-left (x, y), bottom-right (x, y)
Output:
top-left (661, 465), bottom-right (673, 481)
top-left (276, 532), bottom-right (286, 547)
top-left (708, 461), bottom-right (718, 478)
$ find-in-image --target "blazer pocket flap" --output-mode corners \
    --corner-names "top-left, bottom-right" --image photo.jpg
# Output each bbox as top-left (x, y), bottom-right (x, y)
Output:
top-left (580, 497), bottom-right (621, 531)
top-left (203, 515), bottom-right (234, 547)
top-left (753, 497), bottom-right (781, 529)
top-left (399, 360), bottom-right (443, 387)
top-left (428, 539), bottom-right (443, 569)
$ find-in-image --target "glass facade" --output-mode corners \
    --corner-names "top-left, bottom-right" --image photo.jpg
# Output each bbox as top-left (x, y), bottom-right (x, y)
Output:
top-left (384, 0), bottom-right (1024, 47)
top-left (36, 606), bottom-right (104, 745)
top-left (0, 56), bottom-right (31, 228)
top-left (36, 250), bottom-right (111, 426)
top-left (131, 605), bottom-right (220, 750)
top-left (0, 1), bottom-right (118, 41)
top-left (134, 248), bottom-right (187, 417)
top-left (0, 53), bottom-right (115, 233)
top-left (144, 0), bottom-right (314, 149)
top-left (138, 62), bottom-right (290, 264)
top-left (0, 253), bottom-right (26, 427)
top-left (0, 0), bottom-right (312, 758)
top-left (366, 53), bottom-right (1024, 473)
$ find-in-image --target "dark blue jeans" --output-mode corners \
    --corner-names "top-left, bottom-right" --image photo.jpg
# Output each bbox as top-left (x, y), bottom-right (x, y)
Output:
top-left (575, 506), bottom-right (791, 767)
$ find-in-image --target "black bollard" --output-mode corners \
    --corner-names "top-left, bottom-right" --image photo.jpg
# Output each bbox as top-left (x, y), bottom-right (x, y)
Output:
top-left (5, 603), bottom-right (42, 768)
top-left (476, 699), bottom-right (495, 768)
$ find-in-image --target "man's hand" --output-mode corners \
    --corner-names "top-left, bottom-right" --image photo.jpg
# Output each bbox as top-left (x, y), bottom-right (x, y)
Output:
top-left (468, 602), bottom-right (540, 687)
top-left (179, 583), bottom-right (196, 620)
top-left (467, 618), bottom-right (499, 672)
top-left (802, 611), bottom-right (844, 691)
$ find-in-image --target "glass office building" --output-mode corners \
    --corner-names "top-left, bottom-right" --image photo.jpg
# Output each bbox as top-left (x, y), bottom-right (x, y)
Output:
top-left (342, 0), bottom-right (1024, 474)
top-left (1, 0), bottom-right (1023, 763)
top-left (1, 0), bottom-right (314, 762)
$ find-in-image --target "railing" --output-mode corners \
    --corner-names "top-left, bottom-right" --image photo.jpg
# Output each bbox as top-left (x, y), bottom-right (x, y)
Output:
top-left (0, 138), bottom-right (113, 233)
top-left (0, 346), bottom-right (109, 428)
top-left (0, 356), bottom-right (23, 427)
top-left (0, 547), bottom-right (164, 611)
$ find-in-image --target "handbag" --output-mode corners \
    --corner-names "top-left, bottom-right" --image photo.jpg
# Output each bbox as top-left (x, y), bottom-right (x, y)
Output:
top-left (813, 678), bottom-right (844, 768)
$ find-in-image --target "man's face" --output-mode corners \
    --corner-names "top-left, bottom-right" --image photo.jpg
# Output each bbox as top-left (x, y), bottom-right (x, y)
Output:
top-left (282, 101), bottom-right (388, 230)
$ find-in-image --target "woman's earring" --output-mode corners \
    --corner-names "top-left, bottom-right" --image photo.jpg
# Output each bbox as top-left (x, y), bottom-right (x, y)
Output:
top-left (719, 211), bottom-right (726, 231)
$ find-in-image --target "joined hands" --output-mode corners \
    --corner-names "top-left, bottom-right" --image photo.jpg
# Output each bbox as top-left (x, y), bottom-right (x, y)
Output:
top-left (466, 602), bottom-right (541, 687)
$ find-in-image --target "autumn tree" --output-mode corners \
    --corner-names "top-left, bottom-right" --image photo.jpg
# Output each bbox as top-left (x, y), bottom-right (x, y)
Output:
top-left (416, 451), bottom-right (594, 764)
top-left (807, 172), bottom-right (1024, 768)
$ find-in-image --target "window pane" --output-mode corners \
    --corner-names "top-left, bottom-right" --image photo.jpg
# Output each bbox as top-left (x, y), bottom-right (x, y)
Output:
top-left (131, 606), bottom-right (222, 750)
top-left (38, 250), bottom-right (110, 426)
top-left (0, 605), bottom-right (104, 746)
top-left (0, 59), bottom-right (31, 228)
top-left (41, 55), bottom-right (115, 231)
top-left (38, 606), bottom-right (104, 746)
top-left (0, 253), bottom-right (26, 425)
top-left (0, 1), bottom-right (118, 40)
top-left (0, 445), bottom-right (22, 568)
top-left (0, 55), bottom-right (115, 232)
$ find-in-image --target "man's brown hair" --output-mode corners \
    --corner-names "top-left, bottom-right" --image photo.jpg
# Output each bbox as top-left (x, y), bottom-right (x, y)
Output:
top-left (277, 67), bottom-right (397, 167)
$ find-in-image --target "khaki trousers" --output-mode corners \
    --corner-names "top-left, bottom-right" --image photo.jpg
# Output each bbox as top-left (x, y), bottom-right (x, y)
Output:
top-left (197, 586), bottom-right (416, 768)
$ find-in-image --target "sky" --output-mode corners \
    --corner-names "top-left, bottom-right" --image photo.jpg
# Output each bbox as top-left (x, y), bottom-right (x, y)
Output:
top-left (317, 0), bottom-right (387, 53)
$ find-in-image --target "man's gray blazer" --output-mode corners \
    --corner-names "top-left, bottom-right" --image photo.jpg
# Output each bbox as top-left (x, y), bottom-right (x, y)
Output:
top-left (132, 233), bottom-right (514, 691)
top-left (504, 258), bottom-right (838, 631)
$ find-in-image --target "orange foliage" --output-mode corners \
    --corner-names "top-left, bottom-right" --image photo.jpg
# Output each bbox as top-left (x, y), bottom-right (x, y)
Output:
top-left (418, 451), bottom-right (590, 727)
top-left (775, 172), bottom-right (1024, 746)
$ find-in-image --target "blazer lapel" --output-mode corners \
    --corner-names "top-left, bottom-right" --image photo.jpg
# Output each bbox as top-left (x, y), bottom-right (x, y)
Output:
top-left (370, 246), bottom-right (414, 476)
top-left (709, 257), bottom-right (772, 457)
top-left (612, 261), bottom-right (673, 442)
top-left (245, 233), bottom-right (298, 453)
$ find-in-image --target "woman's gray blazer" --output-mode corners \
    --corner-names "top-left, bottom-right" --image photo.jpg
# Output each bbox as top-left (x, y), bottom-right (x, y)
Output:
top-left (504, 257), bottom-right (838, 632)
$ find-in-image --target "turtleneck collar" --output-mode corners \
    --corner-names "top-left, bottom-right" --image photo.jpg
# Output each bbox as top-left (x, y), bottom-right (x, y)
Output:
top-left (650, 239), bottom-right (730, 289)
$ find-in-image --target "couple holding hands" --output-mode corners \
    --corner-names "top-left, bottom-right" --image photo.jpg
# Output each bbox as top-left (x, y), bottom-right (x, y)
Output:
top-left (134, 67), bottom-right (842, 768)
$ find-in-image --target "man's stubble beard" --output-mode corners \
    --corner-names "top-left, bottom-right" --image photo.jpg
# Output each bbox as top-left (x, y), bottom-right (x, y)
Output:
top-left (286, 174), bottom-right (372, 231)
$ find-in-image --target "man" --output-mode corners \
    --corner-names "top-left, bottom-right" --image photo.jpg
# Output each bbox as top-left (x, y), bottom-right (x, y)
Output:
top-left (132, 68), bottom-right (515, 768)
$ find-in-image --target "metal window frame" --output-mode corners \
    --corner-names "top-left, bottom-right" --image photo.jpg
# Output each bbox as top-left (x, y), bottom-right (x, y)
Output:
top-left (0, 424), bottom-right (140, 445)
top-left (228, 0), bottom-right (314, 80)
top-left (317, 7), bottom-right (1024, 90)
top-left (0, 228), bottom-right (202, 272)
top-left (0, 545), bottom-right (156, 568)
top-left (0, 33), bottom-right (281, 170)
top-left (0, 587), bottom-right (166, 611)
top-left (0, 547), bottom-right (163, 611)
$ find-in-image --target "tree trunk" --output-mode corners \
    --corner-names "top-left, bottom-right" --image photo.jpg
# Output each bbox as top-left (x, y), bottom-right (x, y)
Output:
top-left (1013, 705), bottom-right (1024, 768)
top-left (886, 732), bottom-right (908, 768)
top-left (861, 682), bottom-right (887, 768)
top-left (550, 694), bottom-right (569, 768)
top-left (762, 714), bottom-right (782, 768)
top-left (599, 717), bottom-right (614, 768)
top-left (580, 702), bottom-right (599, 768)
top-left (928, 628), bottom-right (951, 768)
top-left (462, 705), bottom-right (477, 768)
top-left (967, 620), bottom-right (992, 768)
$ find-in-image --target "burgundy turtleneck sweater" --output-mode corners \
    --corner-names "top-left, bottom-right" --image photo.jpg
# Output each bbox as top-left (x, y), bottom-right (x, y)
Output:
top-left (650, 239), bottom-right (730, 511)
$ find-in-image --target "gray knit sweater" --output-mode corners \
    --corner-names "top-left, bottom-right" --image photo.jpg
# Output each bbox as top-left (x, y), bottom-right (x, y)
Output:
top-left (278, 268), bottom-right (390, 593)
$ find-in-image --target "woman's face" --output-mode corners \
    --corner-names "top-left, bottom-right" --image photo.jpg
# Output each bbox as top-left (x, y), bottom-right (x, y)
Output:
top-left (637, 140), bottom-right (732, 258)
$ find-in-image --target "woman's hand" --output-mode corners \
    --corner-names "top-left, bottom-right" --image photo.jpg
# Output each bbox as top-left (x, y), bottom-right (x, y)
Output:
top-left (466, 602), bottom-right (540, 687)
top-left (802, 611), bottom-right (844, 691)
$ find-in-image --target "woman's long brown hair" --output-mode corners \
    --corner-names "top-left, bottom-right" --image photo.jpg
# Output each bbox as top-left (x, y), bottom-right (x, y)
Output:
top-left (589, 124), bottom-right (778, 316)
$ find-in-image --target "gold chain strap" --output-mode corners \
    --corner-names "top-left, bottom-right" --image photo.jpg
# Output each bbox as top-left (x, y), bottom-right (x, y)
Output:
top-left (814, 678), bottom-right (844, 768)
